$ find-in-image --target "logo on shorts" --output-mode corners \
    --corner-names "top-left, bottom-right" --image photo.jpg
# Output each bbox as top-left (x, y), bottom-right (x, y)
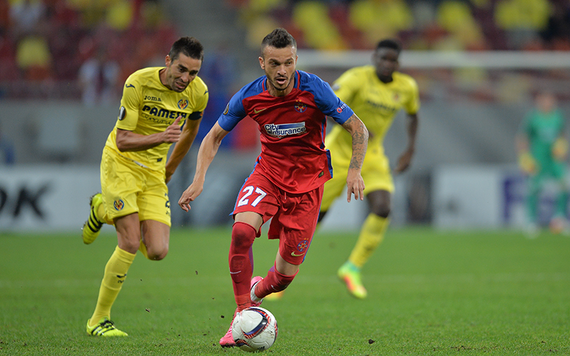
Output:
top-left (291, 240), bottom-right (309, 257)
top-left (114, 199), bottom-right (124, 211)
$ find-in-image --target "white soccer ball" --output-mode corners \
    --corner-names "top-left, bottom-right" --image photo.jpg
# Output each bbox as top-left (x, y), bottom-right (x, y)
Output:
top-left (232, 306), bottom-right (278, 352)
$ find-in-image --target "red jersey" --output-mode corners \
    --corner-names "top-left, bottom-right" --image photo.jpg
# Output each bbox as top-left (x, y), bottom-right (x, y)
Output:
top-left (218, 70), bottom-right (354, 193)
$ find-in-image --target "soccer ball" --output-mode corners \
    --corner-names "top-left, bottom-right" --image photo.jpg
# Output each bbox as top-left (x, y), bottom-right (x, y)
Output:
top-left (232, 306), bottom-right (278, 352)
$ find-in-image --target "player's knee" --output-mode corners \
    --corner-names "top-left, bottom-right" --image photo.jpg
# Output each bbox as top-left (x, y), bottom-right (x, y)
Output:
top-left (118, 238), bottom-right (140, 254)
top-left (370, 202), bottom-right (390, 218)
top-left (231, 222), bottom-right (257, 250)
top-left (146, 245), bottom-right (168, 261)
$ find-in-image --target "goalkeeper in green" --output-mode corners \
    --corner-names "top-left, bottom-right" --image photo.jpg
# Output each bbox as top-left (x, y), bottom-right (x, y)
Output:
top-left (516, 91), bottom-right (568, 236)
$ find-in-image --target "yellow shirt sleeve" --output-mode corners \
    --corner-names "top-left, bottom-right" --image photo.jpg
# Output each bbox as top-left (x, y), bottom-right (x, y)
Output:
top-left (332, 68), bottom-right (361, 104)
top-left (402, 75), bottom-right (420, 115)
top-left (116, 75), bottom-right (141, 131)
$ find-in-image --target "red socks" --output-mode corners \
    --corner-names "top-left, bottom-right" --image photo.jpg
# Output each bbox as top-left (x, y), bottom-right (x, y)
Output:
top-left (229, 222), bottom-right (256, 310)
top-left (255, 264), bottom-right (297, 299)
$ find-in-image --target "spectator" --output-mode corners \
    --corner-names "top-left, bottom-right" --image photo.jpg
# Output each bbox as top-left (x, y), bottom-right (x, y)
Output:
top-left (15, 31), bottom-right (52, 81)
top-left (78, 47), bottom-right (121, 106)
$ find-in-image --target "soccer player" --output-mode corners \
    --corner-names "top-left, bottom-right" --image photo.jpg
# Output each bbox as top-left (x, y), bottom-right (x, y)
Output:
top-left (516, 91), bottom-right (568, 237)
top-left (81, 37), bottom-right (209, 336)
top-left (318, 39), bottom-right (420, 299)
top-left (177, 28), bottom-right (368, 347)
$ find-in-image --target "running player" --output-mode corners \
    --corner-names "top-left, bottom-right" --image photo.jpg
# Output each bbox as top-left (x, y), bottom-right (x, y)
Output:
top-left (516, 91), bottom-right (568, 237)
top-left (81, 37), bottom-right (209, 336)
top-left (177, 28), bottom-right (368, 347)
top-left (319, 39), bottom-right (420, 299)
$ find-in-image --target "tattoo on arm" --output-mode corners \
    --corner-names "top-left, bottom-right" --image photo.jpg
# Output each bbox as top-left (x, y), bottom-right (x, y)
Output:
top-left (342, 115), bottom-right (368, 170)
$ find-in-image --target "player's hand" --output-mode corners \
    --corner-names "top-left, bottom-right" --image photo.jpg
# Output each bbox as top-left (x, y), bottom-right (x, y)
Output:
top-left (178, 182), bottom-right (203, 212)
top-left (163, 116), bottom-right (182, 143)
top-left (394, 149), bottom-right (414, 174)
top-left (346, 169), bottom-right (365, 202)
top-left (518, 152), bottom-right (537, 174)
top-left (552, 138), bottom-right (568, 161)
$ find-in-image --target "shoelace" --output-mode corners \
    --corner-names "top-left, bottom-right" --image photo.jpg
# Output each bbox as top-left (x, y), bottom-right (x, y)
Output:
top-left (99, 320), bottom-right (115, 329)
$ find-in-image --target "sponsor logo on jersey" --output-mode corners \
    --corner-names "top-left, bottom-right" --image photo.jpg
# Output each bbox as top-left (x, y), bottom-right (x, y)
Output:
top-left (142, 105), bottom-right (188, 119)
top-left (366, 99), bottom-right (397, 113)
top-left (264, 122), bottom-right (306, 138)
top-left (144, 95), bottom-right (162, 102)
top-left (177, 99), bottom-right (189, 110)
top-left (294, 100), bottom-right (307, 113)
top-left (114, 199), bottom-right (124, 211)
top-left (223, 103), bottom-right (229, 115)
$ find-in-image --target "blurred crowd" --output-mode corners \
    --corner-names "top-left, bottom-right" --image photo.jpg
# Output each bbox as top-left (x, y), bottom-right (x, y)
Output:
top-left (221, 0), bottom-right (570, 107)
top-left (0, 0), bottom-right (177, 101)
top-left (229, 0), bottom-right (570, 51)
top-left (1, 0), bottom-right (569, 103)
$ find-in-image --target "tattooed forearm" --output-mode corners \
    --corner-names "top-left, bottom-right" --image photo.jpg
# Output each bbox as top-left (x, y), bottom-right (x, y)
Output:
top-left (341, 114), bottom-right (368, 170)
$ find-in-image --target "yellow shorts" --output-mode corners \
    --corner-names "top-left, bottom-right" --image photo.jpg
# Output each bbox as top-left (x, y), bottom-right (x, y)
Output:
top-left (321, 144), bottom-right (394, 212)
top-left (100, 147), bottom-right (171, 226)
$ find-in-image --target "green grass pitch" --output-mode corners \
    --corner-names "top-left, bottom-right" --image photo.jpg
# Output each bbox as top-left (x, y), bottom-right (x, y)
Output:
top-left (1, 226), bottom-right (569, 355)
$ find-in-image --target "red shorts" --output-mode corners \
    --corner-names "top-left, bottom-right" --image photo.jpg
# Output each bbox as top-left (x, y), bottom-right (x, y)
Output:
top-left (232, 170), bottom-right (324, 265)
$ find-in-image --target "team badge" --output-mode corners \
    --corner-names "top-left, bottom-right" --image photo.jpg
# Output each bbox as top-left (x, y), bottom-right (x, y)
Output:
top-left (294, 100), bottom-right (307, 113)
top-left (297, 240), bottom-right (309, 252)
top-left (393, 92), bottom-right (400, 102)
top-left (177, 99), bottom-right (189, 110)
top-left (114, 199), bottom-right (124, 211)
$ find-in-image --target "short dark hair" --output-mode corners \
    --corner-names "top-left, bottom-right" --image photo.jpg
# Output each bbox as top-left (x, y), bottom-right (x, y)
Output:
top-left (261, 28), bottom-right (297, 55)
top-left (376, 39), bottom-right (402, 54)
top-left (169, 37), bottom-right (204, 62)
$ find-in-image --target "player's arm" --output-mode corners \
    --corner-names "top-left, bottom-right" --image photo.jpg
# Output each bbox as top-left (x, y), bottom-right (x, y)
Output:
top-left (165, 112), bottom-right (203, 183)
top-left (178, 121), bottom-right (229, 211)
top-left (515, 118), bottom-right (537, 174)
top-left (341, 113), bottom-right (368, 202)
top-left (116, 117), bottom-right (182, 152)
top-left (394, 112), bottom-right (418, 174)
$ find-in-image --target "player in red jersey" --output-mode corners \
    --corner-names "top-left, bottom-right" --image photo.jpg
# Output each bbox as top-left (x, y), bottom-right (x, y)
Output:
top-left (178, 28), bottom-right (368, 347)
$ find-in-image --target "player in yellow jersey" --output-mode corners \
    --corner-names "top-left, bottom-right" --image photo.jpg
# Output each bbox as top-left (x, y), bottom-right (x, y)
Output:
top-left (81, 37), bottom-right (209, 336)
top-left (319, 39), bottom-right (420, 299)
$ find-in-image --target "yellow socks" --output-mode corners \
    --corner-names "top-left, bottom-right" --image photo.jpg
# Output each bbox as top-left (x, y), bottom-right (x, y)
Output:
top-left (89, 246), bottom-right (135, 326)
top-left (348, 214), bottom-right (389, 268)
top-left (138, 239), bottom-right (149, 259)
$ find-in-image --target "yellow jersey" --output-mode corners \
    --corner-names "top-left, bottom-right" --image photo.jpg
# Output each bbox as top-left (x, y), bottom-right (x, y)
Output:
top-left (327, 65), bottom-right (419, 158)
top-left (105, 67), bottom-right (208, 170)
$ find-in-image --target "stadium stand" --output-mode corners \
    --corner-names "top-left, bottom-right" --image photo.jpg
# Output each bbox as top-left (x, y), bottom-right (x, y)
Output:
top-left (1, 0), bottom-right (177, 99)
top-left (228, 0), bottom-right (570, 51)
top-left (0, 0), bottom-right (569, 101)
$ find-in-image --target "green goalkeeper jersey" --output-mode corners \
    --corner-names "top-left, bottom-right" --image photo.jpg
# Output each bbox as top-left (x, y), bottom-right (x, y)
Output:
top-left (522, 108), bottom-right (565, 164)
